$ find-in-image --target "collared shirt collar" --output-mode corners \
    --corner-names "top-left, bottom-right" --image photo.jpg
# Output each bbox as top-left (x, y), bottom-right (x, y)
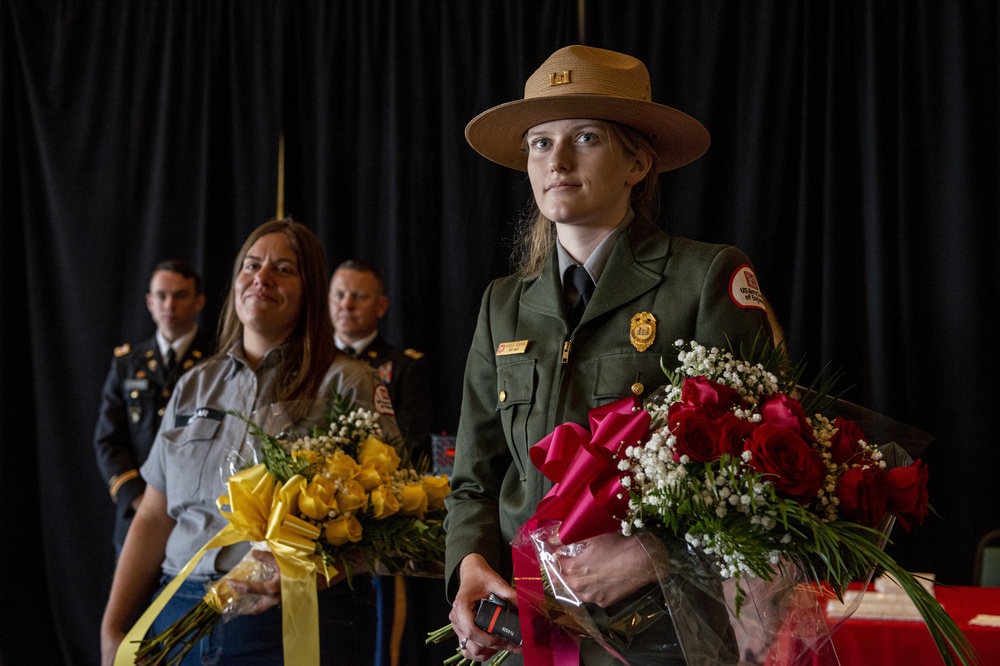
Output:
top-left (157, 324), bottom-right (199, 360)
top-left (335, 330), bottom-right (378, 355)
top-left (224, 339), bottom-right (287, 379)
top-left (556, 208), bottom-right (635, 286)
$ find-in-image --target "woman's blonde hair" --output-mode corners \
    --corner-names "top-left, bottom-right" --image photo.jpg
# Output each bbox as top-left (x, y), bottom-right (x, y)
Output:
top-left (215, 217), bottom-right (337, 410)
top-left (512, 121), bottom-right (661, 278)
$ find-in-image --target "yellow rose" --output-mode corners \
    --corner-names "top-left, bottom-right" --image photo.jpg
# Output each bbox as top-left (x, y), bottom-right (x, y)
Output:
top-left (356, 462), bottom-right (385, 491)
top-left (357, 437), bottom-right (401, 474)
top-left (298, 474), bottom-right (338, 521)
top-left (324, 514), bottom-right (363, 546)
top-left (399, 481), bottom-right (429, 519)
top-left (369, 485), bottom-right (401, 519)
top-left (422, 474), bottom-right (451, 511)
top-left (293, 449), bottom-right (321, 466)
top-left (324, 451), bottom-right (360, 481)
top-left (336, 479), bottom-right (368, 513)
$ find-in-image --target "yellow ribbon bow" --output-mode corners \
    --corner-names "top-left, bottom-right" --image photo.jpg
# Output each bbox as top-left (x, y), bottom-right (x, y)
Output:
top-left (115, 463), bottom-right (325, 666)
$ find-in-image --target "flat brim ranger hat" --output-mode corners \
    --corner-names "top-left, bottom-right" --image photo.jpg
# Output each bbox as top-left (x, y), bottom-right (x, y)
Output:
top-left (465, 44), bottom-right (711, 173)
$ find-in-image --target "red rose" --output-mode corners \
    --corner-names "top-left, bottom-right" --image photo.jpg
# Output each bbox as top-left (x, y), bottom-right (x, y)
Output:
top-left (679, 376), bottom-right (746, 417)
top-left (717, 412), bottom-right (756, 458)
top-left (670, 410), bottom-right (725, 463)
top-left (828, 417), bottom-right (870, 465)
top-left (760, 394), bottom-right (814, 440)
top-left (885, 460), bottom-right (930, 531)
top-left (666, 399), bottom-right (698, 423)
top-left (746, 423), bottom-right (826, 504)
top-left (836, 466), bottom-right (889, 527)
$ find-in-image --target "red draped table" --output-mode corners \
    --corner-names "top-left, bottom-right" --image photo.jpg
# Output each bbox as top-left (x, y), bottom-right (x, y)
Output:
top-left (821, 585), bottom-right (1000, 665)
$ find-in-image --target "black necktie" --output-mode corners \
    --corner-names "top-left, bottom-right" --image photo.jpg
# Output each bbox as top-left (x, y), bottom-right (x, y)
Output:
top-left (164, 348), bottom-right (177, 374)
top-left (565, 265), bottom-right (595, 329)
top-left (343, 346), bottom-right (357, 357)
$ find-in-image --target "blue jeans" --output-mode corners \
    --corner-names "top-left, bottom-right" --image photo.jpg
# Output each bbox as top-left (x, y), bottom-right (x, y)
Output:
top-left (149, 574), bottom-right (377, 665)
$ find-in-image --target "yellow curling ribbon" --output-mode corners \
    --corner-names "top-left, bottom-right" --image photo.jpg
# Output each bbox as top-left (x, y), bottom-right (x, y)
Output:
top-left (114, 464), bottom-right (326, 666)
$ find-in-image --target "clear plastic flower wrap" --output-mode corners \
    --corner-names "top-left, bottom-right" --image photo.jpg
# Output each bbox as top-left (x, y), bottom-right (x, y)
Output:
top-left (220, 400), bottom-right (325, 486)
top-left (202, 541), bottom-right (277, 621)
top-left (514, 521), bottom-right (860, 666)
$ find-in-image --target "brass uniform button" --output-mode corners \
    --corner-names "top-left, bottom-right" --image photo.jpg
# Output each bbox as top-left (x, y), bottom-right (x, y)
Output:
top-left (130, 390), bottom-right (139, 399)
top-left (499, 390), bottom-right (507, 403)
top-left (631, 382), bottom-right (644, 396)
top-left (157, 408), bottom-right (166, 417)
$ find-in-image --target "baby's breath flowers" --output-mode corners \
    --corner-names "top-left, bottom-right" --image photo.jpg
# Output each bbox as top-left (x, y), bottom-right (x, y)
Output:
top-left (617, 340), bottom-right (975, 666)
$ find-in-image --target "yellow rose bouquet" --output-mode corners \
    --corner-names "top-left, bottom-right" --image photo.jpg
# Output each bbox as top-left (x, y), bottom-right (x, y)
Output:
top-left (118, 392), bottom-right (449, 666)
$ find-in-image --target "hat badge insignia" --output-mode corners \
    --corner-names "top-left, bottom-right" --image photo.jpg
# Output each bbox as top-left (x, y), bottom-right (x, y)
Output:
top-left (549, 70), bottom-right (571, 86)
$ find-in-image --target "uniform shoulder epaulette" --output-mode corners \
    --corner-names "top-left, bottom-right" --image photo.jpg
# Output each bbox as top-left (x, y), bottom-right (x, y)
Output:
top-left (114, 343), bottom-right (131, 357)
top-left (403, 348), bottom-right (425, 360)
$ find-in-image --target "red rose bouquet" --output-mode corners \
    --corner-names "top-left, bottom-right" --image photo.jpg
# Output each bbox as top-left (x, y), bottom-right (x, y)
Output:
top-left (607, 340), bottom-right (973, 665)
top-left (431, 340), bottom-right (974, 665)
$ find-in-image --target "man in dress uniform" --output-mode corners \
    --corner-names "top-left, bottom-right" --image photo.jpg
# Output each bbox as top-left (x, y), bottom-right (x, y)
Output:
top-left (328, 259), bottom-right (433, 463)
top-left (92, 259), bottom-right (212, 555)
top-left (329, 259), bottom-right (448, 666)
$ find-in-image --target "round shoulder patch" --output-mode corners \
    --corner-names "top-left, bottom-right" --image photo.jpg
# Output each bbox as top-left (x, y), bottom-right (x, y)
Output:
top-left (373, 384), bottom-right (395, 416)
top-left (728, 264), bottom-right (767, 312)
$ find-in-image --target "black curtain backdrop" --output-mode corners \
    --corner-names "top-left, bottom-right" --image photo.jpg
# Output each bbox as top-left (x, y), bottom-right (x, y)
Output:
top-left (1, 1), bottom-right (997, 664)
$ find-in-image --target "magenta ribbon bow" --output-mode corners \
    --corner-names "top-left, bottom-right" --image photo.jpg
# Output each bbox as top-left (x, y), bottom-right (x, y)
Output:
top-left (529, 395), bottom-right (650, 544)
top-left (513, 395), bottom-right (650, 666)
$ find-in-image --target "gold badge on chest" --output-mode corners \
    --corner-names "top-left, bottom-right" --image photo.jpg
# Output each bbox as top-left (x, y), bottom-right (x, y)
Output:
top-left (629, 312), bottom-right (656, 352)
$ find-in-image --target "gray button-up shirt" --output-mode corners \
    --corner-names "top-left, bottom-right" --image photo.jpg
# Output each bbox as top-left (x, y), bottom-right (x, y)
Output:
top-left (142, 342), bottom-right (400, 578)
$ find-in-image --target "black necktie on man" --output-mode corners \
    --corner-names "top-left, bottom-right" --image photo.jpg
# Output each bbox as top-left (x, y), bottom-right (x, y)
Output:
top-left (164, 348), bottom-right (177, 374)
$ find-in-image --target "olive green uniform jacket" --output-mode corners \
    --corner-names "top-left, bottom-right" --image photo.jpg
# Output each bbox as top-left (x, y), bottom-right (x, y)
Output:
top-left (444, 217), bottom-right (771, 599)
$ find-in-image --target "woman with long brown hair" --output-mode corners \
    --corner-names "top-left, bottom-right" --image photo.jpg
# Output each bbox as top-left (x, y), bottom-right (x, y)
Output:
top-left (101, 218), bottom-right (399, 665)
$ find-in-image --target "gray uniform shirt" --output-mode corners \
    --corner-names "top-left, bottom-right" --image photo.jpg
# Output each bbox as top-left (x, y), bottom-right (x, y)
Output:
top-left (142, 342), bottom-right (400, 579)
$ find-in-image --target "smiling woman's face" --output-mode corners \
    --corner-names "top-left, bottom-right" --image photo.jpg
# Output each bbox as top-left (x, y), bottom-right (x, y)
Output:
top-left (234, 231), bottom-right (303, 353)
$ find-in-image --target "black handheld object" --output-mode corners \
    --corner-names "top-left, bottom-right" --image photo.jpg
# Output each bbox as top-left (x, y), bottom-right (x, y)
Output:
top-left (474, 594), bottom-right (522, 645)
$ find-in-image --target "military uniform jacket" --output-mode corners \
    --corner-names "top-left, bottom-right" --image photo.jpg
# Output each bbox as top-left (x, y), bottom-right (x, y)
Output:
top-left (444, 217), bottom-right (771, 597)
top-left (358, 334), bottom-right (434, 463)
top-left (92, 329), bottom-right (212, 548)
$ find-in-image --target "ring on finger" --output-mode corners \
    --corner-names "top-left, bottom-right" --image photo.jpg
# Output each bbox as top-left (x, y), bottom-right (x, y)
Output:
top-left (459, 638), bottom-right (468, 650)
